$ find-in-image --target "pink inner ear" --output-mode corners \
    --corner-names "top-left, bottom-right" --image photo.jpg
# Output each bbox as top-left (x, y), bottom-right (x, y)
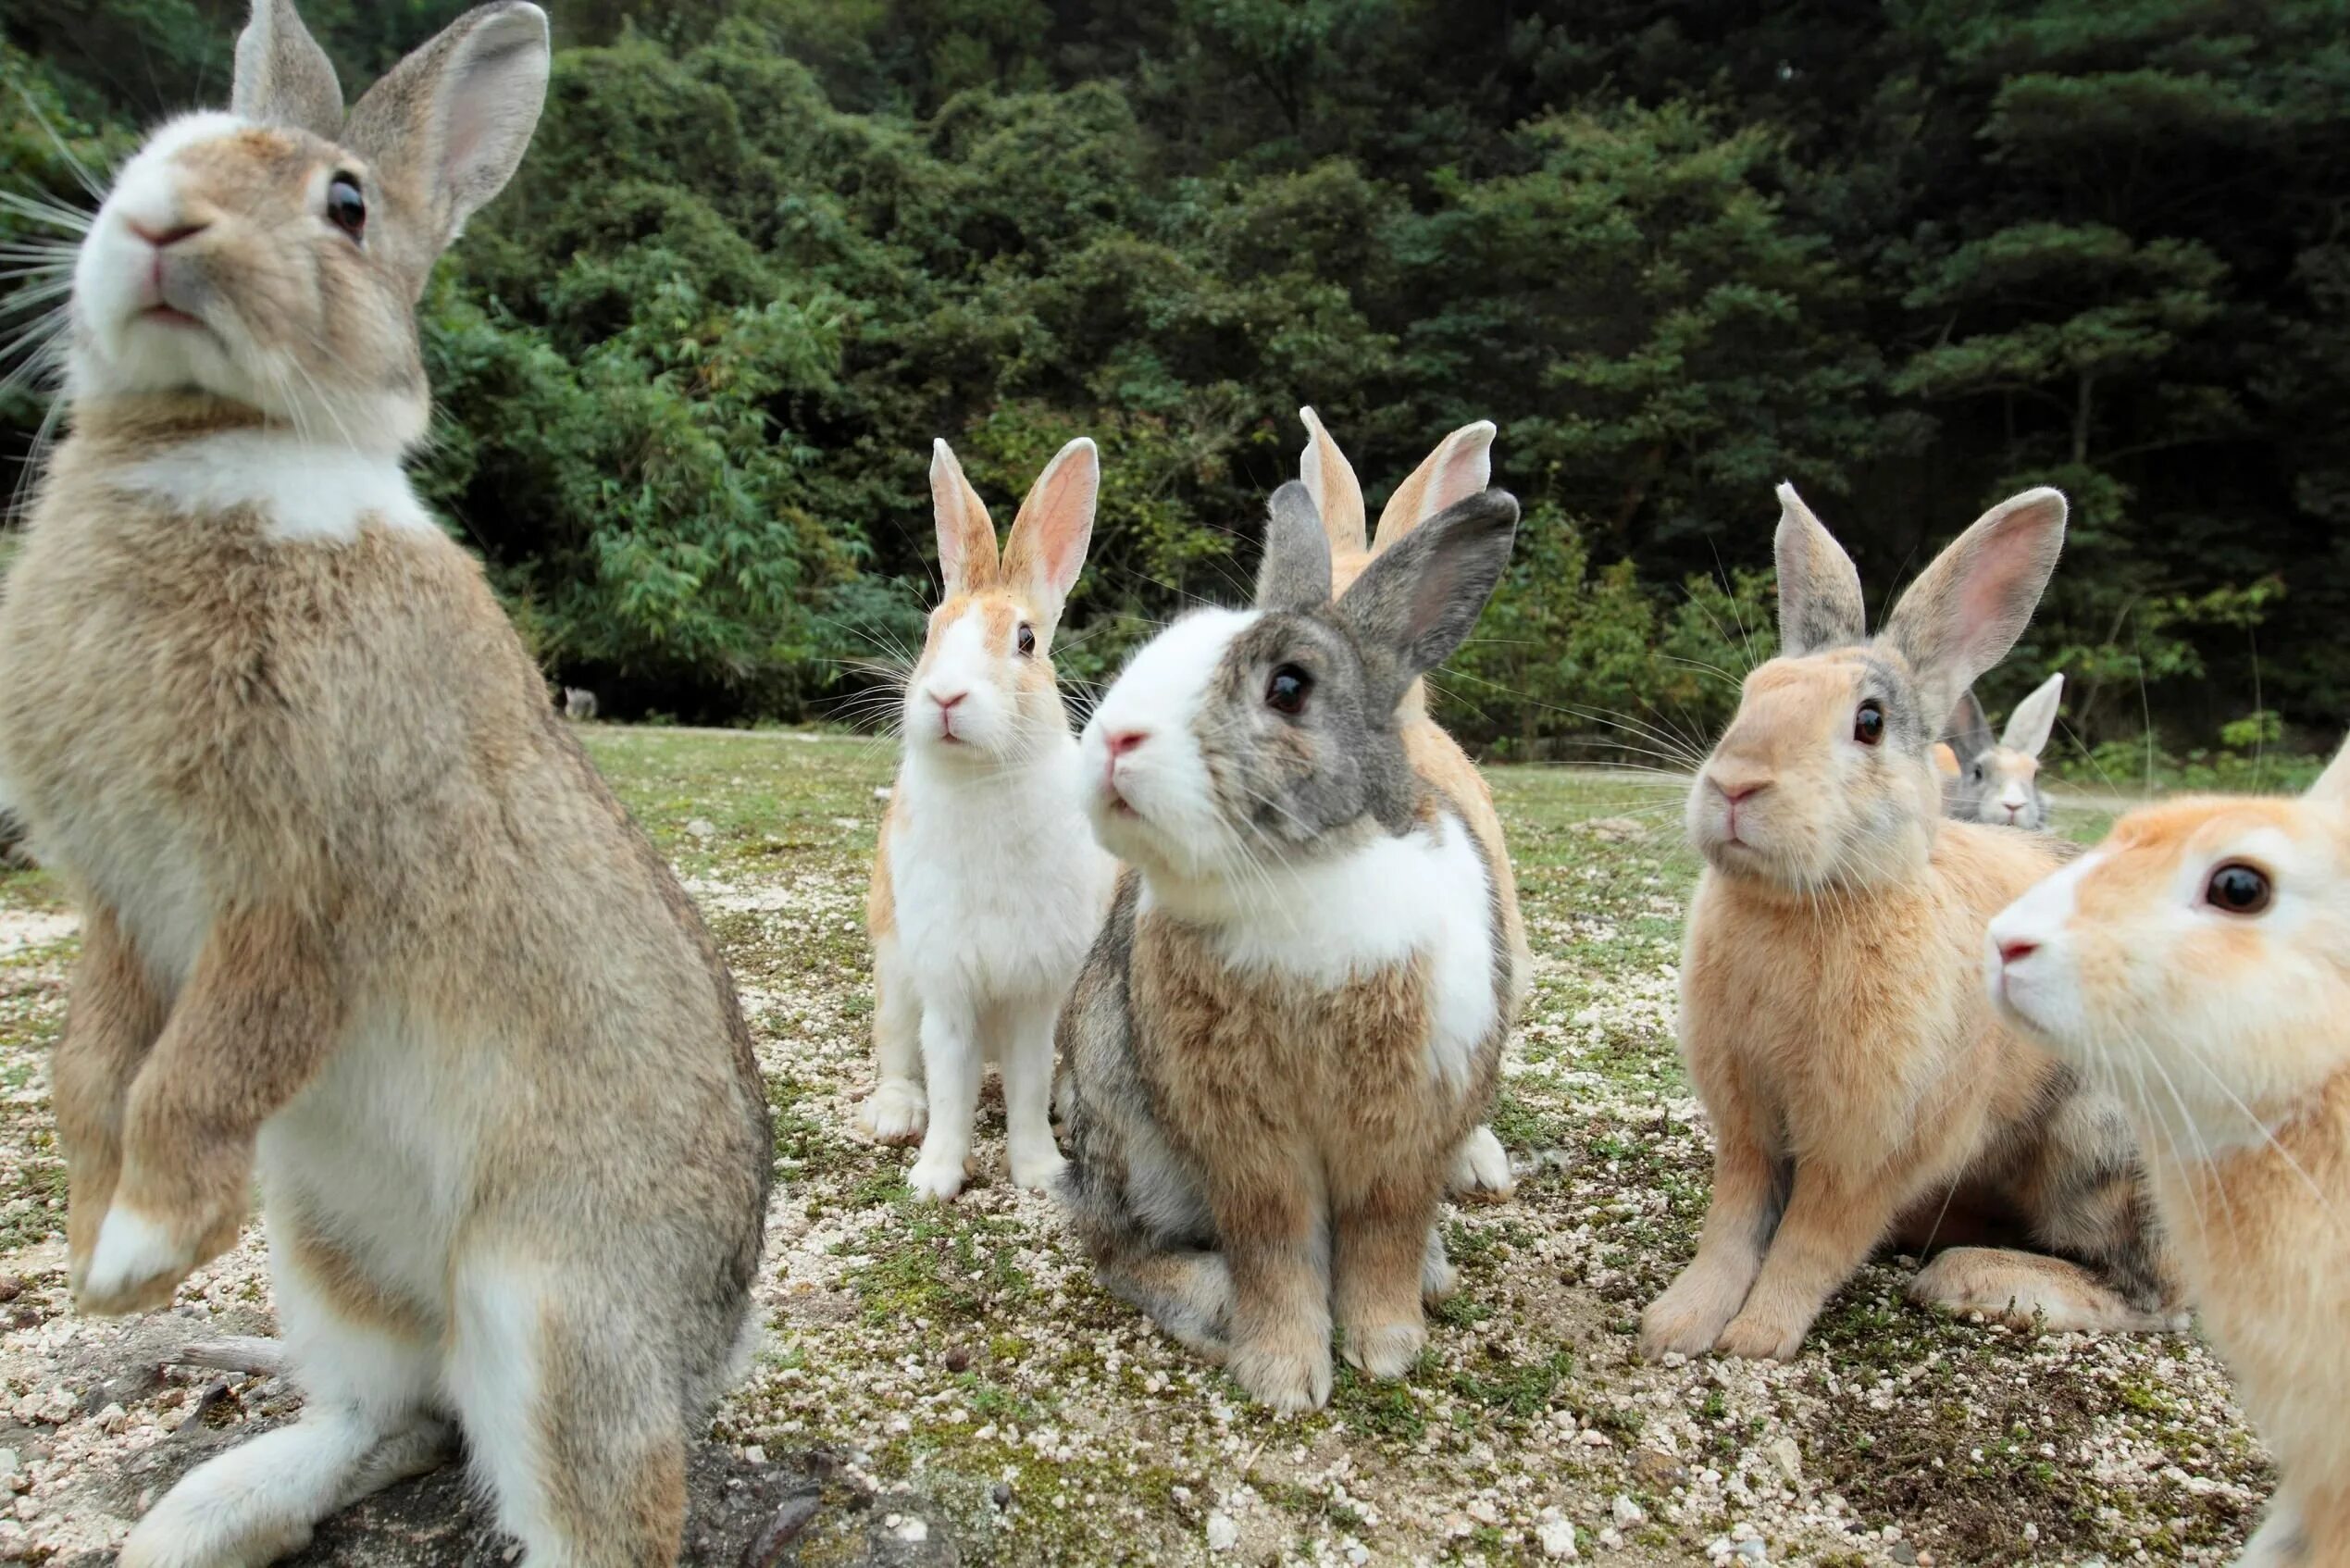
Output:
top-left (1025, 451), bottom-right (1098, 598)
top-left (1426, 429), bottom-right (1493, 517)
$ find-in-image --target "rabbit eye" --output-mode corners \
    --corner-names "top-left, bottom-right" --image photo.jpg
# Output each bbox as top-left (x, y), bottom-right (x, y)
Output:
top-left (326, 173), bottom-right (366, 242)
top-left (1853, 700), bottom-right (1885, 746)
top-left (1266, 665), bottom-right (1312, 716)
top-left (1016, 623), bottom-right (1036, 657)
top-left (2206, 863), bottom-right (2272, 915)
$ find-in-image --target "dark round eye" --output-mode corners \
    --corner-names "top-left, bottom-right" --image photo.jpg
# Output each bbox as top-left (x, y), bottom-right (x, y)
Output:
top-left (2206, 863), bottom-right (2272, 915)
top-left (1972, 762), bottom-right (1985, 780)
top-left (1016, 623), bottom-right (1036, 657)
top-left (326, 173), bottom-right (366, 241)
top-left (1854, 699), bottom-right (1885, 746)
top-left (1266, 665), bottom-right (1312, 716)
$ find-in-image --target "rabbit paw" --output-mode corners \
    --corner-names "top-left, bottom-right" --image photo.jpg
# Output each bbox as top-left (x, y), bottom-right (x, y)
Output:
top-left (1448, 1125), bottom-right (1516, 1202)
top-left (1228, 1340), bottom-right (1333, 1413)
top-left (1421, 1247), bottom-right (1461, 1305)
top-left (858, 1081), bottom-right (927, 1146)
top-left (1342, 1322), bottom-right (1426, 1381)
top-left (1713, 1308), bottom-right (1807, 1362)
top-left (75, 1206), bottom-right (194, 1316)
top-left (1638, 1270), bottom-right (1746, 1360)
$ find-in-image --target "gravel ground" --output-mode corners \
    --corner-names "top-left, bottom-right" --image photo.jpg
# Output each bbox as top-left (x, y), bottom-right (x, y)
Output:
top-left (0, 728), bottom-right (2271, 1565)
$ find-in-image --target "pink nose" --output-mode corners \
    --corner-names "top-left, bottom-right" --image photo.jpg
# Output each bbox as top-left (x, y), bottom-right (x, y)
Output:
top-left (1106, 729), bottom-right (1149, 758)
top-left (128, 217), bottom-right (206, 248)
top-left (931, 691), bottom-right (966, 712)
top-left (1718, 780), bottom-right (1766, 804)
top-left (1998, 938), bottom-right (2038, 966)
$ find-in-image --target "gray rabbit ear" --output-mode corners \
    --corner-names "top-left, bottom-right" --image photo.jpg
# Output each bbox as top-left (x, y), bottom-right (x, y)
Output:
top-left (231, 0), bottom-right (344, 138)
top-left (1946, 686), bottom-right (1996, 759)
top-left (1257, 482), bottom-right (1334, 612)
top-left (1773, 483), bottom-right (1866, 656)
top-left (1336, 489), bottom-right (1519, 713)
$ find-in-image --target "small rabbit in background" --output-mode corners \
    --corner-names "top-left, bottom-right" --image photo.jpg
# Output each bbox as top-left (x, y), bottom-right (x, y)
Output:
top-left (560, 686), bottom-right (598, 722)
top-left (860, 437), bottom-right (1115, 1201)
top-left (1057, 473), bottom-right (1522, 1412)
top-left (1945, 673), bottom-right (2065, 829)
top-left (1989, 742), bottom-right (2350, 1568)
top-left (1643, 483), bottom-right (2180, 1363)
top-left (0, 5), bottom-right (772, 1563)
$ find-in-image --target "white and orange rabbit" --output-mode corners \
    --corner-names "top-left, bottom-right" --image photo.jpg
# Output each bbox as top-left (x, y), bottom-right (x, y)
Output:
top-left (1642, 482), bottom-right (2182, 1363)
top-left (859, 438), bottom-right (1117, 1201)
top-left (1990, 744), bottom-right (2350, 1567)
top-left (0, 5), bottom-right (772, 1564)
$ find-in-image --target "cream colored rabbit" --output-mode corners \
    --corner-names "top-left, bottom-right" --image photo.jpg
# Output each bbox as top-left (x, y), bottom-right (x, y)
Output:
top-left (1642, 483), bottom-right (2182, 1363)
top-left (0, 5), bottom-right (771, 1563)
top-left (1990, 744), bottom-right (2350, 1567)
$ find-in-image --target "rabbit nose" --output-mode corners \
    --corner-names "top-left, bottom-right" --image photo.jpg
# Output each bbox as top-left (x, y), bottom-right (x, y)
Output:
top-left (128, 217), bottom-right (208, 249)
top-left (1106, 729), bottom-right (1150, 758)
top-left (930, 690), bottom-right (967, 712)
top-left (1714, 778), bottom-right (1769, 804)
top-left (1998, 938), bottom-right (2039, 966)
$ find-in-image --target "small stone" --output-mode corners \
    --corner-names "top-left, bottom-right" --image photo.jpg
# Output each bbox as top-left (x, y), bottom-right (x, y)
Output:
top-left (1206, 1512), bottom-right (1239, 1552)
top-left (990, 1482), bottom-right (1013, 1510)
top-left (894, 1517), bottom-right (929, 1544)
top-left (0, 1450), bottom-right (19, 1479)
top-left (740, 1445), bottom-right (765, 1466)
top-left (1632, 1450), bottom-right (1685, 1490)
top-left (1539, 1517), bottom-right (1579, 1559)
top-left (945, 1347), bottom-right (972, 1374)
top-left (1346, 1544), bottom-right (1371, 1566)
top-left (1890, 1545), bottom-right (1918, 1565)
top-left (1765, 1436), bottom-right (1802, 1486)
top-left (94, 1402), bottom-right (127, 1433)
top-left (1598, 1527), bottom-right (1624, 1551)
top-left (1734, 1540), bottom-right (1766, 1565)
top-left (686, 819), bottom-right (717, 840)
top-left (0, 1278), bottom-right (21, 1304)
top-left (1610, 1496), bottom-right (1646, 1528)
top-left (740, 1493), bottom-right (821, 1568)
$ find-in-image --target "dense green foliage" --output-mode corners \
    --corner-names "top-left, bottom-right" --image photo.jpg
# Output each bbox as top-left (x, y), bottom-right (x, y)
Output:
top-left (5, 0), bottom-right (2347, 764)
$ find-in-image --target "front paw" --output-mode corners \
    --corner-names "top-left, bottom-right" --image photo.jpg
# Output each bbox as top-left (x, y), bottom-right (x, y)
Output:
top-left (1007, 1145), bottom-right (1068, 1193)
top-left (1228, 1339), bottom-right (1333, 1413)
top-left (1638, 1269), bottom-right (1745, 1360)
top-left (1714, 1308), bottom-right (1808, 1362)
top-left (1341, 1321), bottom-right (1425, 1381)
top-left (1447, 1125), bottom-right (1516, 1202)
top-left (907, 1151), bottom-right (970, 1203)
top-left (857, 1082), bottom-right (927, 1146)
top-left (74, 1207), bottom-right (196, 1316)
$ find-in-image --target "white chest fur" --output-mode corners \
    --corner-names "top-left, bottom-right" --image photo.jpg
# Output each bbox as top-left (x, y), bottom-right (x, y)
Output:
top-left (1145, 811), bottom-right (1500, 1092)
top-left (115, 430), bottom-right (434, 543)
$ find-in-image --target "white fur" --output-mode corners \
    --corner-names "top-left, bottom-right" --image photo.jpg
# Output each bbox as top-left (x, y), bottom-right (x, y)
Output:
top-left (117, 430), bottom-right (434, 542)
top-left (1080, 608), bottom-right (1254, 876)
top-left (82, 1205), bottom-right (187, 1304)
top-left (444, 1257), bottom-right (555, 1551)
top-left (2002, 672), bottom-right (2064, 757)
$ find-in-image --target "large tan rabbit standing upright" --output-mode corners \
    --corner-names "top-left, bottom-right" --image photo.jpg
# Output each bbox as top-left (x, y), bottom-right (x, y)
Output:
top-left (0, 4), bottom-right (772, 1563)
top-left (1641, 483), bottom-right (2182, 1362)
top-left (1989, 747), bottom-right (2350, 1567)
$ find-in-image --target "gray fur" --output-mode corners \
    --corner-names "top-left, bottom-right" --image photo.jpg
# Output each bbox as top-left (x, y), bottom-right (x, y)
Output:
top-left (1772, 484), bottom-right (1868, 656)
top-left (231, 0), bottom-right (345, 139)
top-left (1256, 481), bottom-right (1333, 612)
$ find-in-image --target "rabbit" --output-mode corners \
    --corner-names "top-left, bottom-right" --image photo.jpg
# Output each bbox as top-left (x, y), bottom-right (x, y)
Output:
top-left (1056, 473), bottom-right (1522, 1413)
top-left (0, 6), bottom-right (773, 1564)
top-left (1639, 482), bottom-right (2182, 1363)
top-left (1988, 745), bottom-right (2350, 1568)
top-left (1945, 673), bottom-right (2064, 828)
top-left (1298, 407), bottom-right (1527, 1201)
top-left (561, 686), bottom-right (598, 722)
top-left (857, 437), bottom-right (1117, 1202)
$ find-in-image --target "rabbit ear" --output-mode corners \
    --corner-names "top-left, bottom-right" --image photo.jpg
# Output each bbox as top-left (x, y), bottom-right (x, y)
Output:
top-left (1772, 483), bottom-right (1867, 657)
top-left (2001, 672), bottom-right (2065, 758)
top-left (1258, 482), bottom-right (1334, 612)
top-left (1882, 488), bottom-right (2068, 730)
top-left (231, 0), bottom-right (344, 139)
top-left (344, 3), bottom-right (549, 283)
top-left (1298, 407), bottom-right (1367, 569)
top-left (1373, 421), bottom-right (1496, 554)
top-left (1001, 437), bottom-right (1098, 621)
top-left (929, 440), bottom-right (1000, 596)
top-left (2307, 735), bottom-right (2350, 809)
top-left (1337, 490), bottom-right (1519, 713)
top-left (1946, 687), bottom-right (1996, 758)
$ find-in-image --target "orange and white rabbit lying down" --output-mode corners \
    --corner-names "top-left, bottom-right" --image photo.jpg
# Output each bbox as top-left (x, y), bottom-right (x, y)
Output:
top-left (1643, 483), bottom-right (2182, 1362)
top-left (0, 4), bottom-right (772, 1563)
top-left (1991, 747), bottom-right (2350, 1567)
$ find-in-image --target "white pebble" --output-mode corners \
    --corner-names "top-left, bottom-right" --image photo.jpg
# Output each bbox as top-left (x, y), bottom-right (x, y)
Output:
top-left (1539, 1517), bottom-right (1579, 1559)
top-left (1610, 1495), bottom-right (1647, 1528)
top-left (1206, 1512), bottom-right (1239, 1552)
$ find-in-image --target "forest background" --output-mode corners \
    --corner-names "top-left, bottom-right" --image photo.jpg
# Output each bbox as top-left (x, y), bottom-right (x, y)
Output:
top-left (4, 0), bottom-right (2344, 777)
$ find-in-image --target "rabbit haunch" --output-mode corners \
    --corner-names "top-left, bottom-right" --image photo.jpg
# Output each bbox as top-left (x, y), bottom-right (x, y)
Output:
top-left (0, 5), bottom-right (772, 1566)
top-left (1644, 480), bottom-right (2178, 1364)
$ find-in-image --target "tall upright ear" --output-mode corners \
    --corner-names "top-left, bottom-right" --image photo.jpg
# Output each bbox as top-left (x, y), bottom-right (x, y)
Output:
top-left (1946, 687), bottom-right (1996, 758)
top-left (1257, 482), bottom-right (1334, 612)
top-left (1773, 483), bottom-right (1866, 656)
top-left (2307, 735), bottom-right (2350, 808)
top-left (1337, 489), bottom-right (1519, 713)
top-left (232, 0), bottom-right (344, 138)
top-left (1373, 420), bottom-right (1497, 554)
top-left (2002, 672), bottom-right (2066, 758)
top-left (1001, 437), bottom-right (1098, 623)
top-left (1882, 488), bottom-right (2068, 728)
top-left (928, 440), bottom-right (1000, 596)
top-left (344, 2), bottom-right (550, 276)
top-left (1299, 407), bottom-right (1367, 571)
